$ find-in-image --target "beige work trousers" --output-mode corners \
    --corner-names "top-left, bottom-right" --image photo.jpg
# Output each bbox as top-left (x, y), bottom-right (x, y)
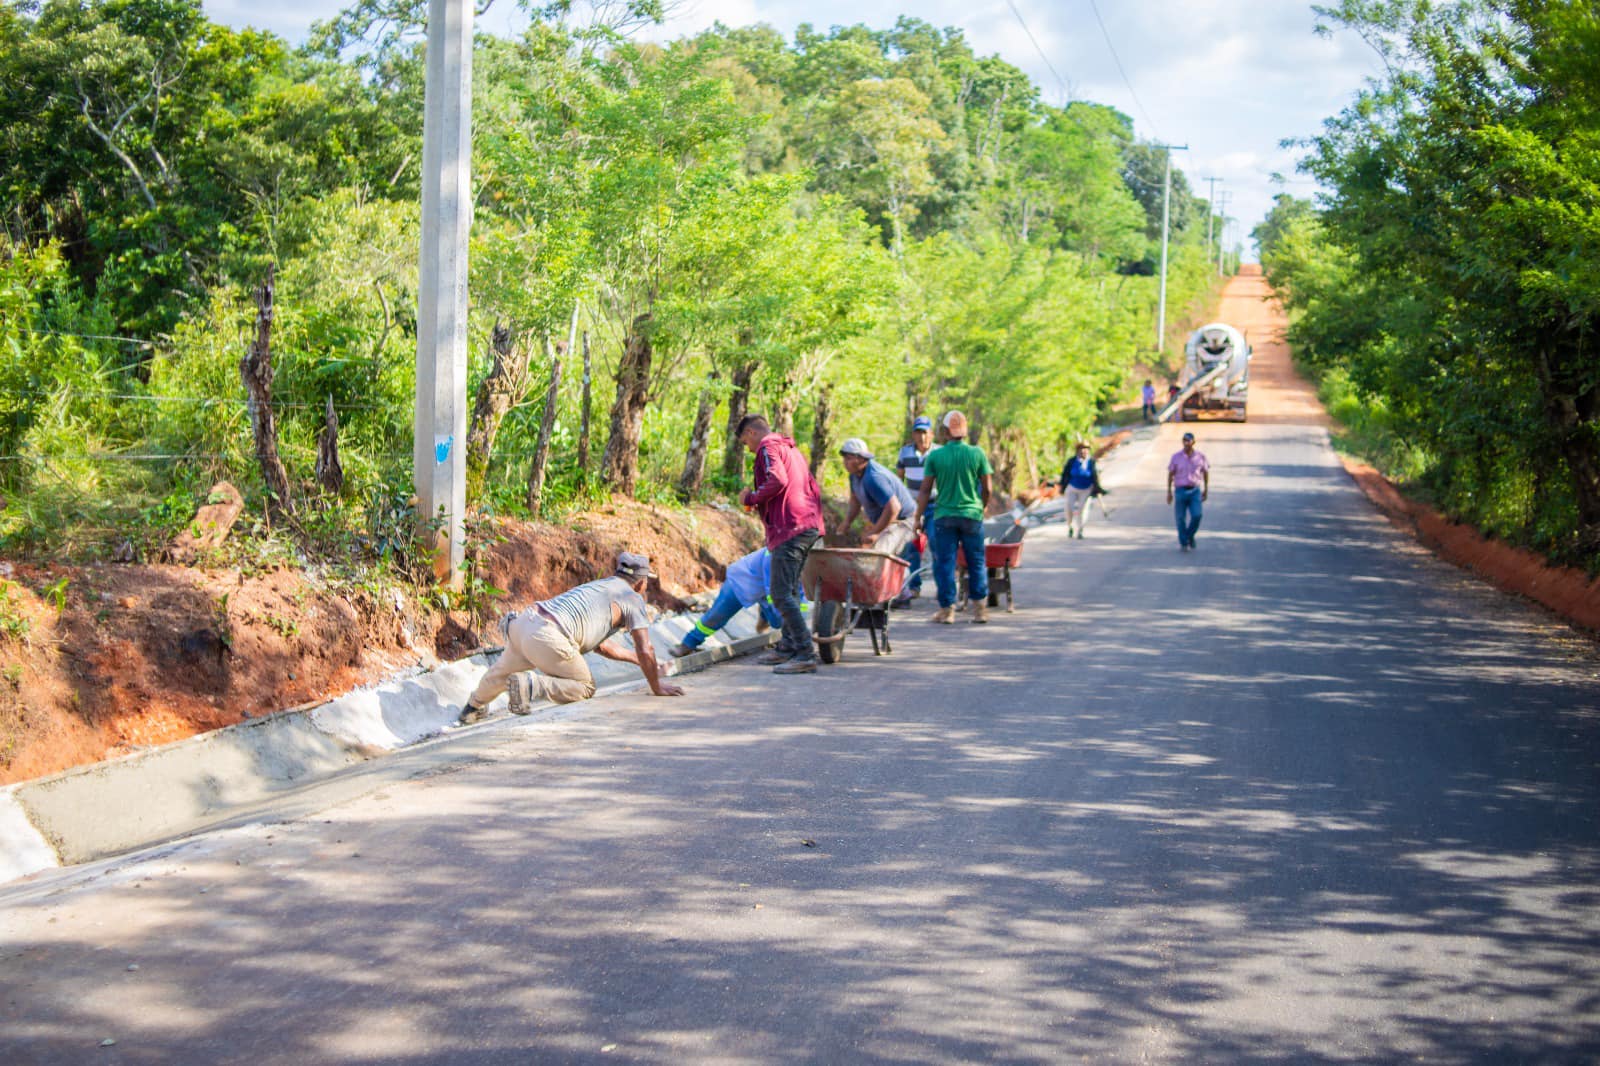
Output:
top-left (469, 611), bottom-right (597, 708)
top-left (1064, 486), bottom-right (1093, 535)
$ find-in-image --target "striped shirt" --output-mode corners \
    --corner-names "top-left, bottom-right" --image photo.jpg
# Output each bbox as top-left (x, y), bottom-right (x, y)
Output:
top-left (897, 443), bottom-right (931, 493)
top-left (538, 577), bottom-right (650, 654)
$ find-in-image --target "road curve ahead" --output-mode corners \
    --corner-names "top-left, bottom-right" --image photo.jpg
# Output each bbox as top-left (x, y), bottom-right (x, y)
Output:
top-left (4, 275), bottom-right (1600, 1064)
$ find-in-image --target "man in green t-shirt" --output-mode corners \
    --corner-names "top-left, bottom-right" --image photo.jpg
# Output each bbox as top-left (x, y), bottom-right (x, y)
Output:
top-left (915, 410), bottom-right (994, 624)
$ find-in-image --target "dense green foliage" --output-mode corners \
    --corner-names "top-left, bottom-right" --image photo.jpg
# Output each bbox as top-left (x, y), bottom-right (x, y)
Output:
top-left (0, 0), bottom-right (1223, 563)
top-left (1259, 0), bottom-right (1600, 567)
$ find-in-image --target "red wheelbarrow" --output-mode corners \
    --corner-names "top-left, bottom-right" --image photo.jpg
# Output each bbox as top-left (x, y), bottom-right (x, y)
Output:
top-left (955, 524), bottom-right (1026, 612)
top-left (802, 547), bottom-right (911, 664)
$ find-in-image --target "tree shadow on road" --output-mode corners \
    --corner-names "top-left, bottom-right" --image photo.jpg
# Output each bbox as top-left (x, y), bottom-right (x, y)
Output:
top-left (4, 455), bottom-right (1600, 1064)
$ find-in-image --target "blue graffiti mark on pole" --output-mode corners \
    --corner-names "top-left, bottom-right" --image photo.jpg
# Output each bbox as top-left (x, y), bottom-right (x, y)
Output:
top-left (434, 434), bottom-right (453, 465)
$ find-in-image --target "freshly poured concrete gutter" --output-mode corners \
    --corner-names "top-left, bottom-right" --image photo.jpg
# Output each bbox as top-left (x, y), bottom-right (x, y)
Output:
top-left (0, 606), bottom-right (777, 883)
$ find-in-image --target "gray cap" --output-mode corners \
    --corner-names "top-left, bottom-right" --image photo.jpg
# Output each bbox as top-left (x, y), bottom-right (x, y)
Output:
top-left (616, 552), bottom-right (657, 580)
top-left (839, 437), bottom-right (872, 459)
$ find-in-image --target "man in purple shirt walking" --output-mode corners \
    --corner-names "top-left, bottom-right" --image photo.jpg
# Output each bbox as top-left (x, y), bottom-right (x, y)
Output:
top-left (739, 414), bottom-right (826, 673)
top-left (1166, 431), bottom-right (1210, 552)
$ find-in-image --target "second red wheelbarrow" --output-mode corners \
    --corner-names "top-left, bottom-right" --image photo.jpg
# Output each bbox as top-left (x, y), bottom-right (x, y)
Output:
top-left (955, 520), bottom-right (1026, 612)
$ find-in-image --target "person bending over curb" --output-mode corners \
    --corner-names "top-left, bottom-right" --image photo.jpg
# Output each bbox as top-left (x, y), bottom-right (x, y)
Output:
top-left (839, 437), bottom-right (917, 557)
top-left (667, 547), bottom-right (806, 658)
top-left (458, 551), bottom-right (684, 724)
top-left (738, 414), bottom-right (825, 675)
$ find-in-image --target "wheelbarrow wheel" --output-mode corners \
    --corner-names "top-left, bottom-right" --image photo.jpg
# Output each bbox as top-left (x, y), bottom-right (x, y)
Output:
top-left (815, 601), bottom-right (847, 665)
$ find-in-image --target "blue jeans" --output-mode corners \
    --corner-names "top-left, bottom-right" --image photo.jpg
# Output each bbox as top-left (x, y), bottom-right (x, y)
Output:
top-left (681, 585), bottom-right (783, 650)
top-left (1174, 486), bottom-right (1203, 546)
top-left (771, 529), bottom-right (819, 659)
top-left (933, 516), bottom-right (987, 608)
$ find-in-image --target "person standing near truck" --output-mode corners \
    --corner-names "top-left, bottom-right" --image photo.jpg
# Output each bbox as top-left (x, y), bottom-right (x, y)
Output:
top-left (738, 414), bottom-right (825, 674)
top-left (1142, 380), bottom-right (1158, 422)
top-left (917, 410), bottom-right (993, 624)
top-left (1167, 431), bottom-right (1210, 552)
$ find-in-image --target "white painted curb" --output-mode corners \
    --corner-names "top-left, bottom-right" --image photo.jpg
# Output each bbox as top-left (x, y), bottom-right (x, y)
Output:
top-left (0, 604), bottom-right (776, 882)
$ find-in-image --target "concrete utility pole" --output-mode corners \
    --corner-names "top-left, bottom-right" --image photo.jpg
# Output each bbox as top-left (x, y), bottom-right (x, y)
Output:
top-left (1216, 192), bottom-right (1232, 276)
top-left (1204, 176), bottom-right (1221, 262)
top-left (1155, 143), bottom-right (1187, 352)
top-left (414, 0), bottom-right (474, 584)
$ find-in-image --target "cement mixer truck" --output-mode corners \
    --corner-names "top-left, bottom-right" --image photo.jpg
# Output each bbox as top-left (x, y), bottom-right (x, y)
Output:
top-left (1162, 322), bottom-right (1250, 422)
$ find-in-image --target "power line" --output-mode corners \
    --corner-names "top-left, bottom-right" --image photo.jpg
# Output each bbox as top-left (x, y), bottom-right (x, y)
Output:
top-left (9, 327), bottom-right (155, 348)
top-left (1084, 0), bottom-right (1161, 141)
top-left (1003, 0), bottom-right (1069, 104)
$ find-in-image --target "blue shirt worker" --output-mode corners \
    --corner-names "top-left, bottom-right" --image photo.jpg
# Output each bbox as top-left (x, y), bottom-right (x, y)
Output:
top-left (841, 438), bottom-right (918, 557)
top-left (893, 416), bottom-right (937, 605)
top-left (1058, 442), bottom-right (1106, 539)
top-left (667, 548), bottom-right (804, 658)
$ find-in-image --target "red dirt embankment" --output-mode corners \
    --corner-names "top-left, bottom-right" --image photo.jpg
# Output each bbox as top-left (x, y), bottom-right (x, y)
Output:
top-left (1342, 460), bottom-right (1600, 631)
top-left (0, 501), bottom-right (760, 785)
top-left (1232, 264), bottom-right (1600, 633)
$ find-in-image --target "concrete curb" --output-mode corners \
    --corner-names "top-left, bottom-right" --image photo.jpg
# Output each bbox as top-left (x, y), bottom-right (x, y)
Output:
top-left (0, 607), bottom-right (777, 883)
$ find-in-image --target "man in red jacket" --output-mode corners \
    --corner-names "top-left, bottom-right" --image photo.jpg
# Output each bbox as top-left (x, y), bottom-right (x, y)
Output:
top-left (738, 414), bottom-right (826, 674)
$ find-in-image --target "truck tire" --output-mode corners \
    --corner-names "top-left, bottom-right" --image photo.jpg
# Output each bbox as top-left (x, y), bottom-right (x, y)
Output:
top-left (816, 601), bottom-right (846, 665)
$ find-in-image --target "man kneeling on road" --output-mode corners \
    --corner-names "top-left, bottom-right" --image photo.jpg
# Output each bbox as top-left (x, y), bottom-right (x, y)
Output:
top-left (458, 552), bottom-right (684, 724)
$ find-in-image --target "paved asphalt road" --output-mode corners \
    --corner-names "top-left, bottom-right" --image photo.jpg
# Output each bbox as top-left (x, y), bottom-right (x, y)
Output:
top-left (5, 306), bottom-right (1600, 1064)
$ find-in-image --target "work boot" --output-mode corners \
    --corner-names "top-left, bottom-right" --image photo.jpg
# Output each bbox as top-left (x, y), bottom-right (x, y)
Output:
top-left (930, 606), bottom-right (955, 624)
top-left (456, 702), bottom-right (491, 726)
top-left (668, 642), bottom-right (695, 658)
top-left (756, 646), bottom-right (797, 665)
top-left (971, 601), bottom-right (990, 624)
top-left (507, 670), bottom-right (541, 715)
top-left (773, 656), bottom-right (818, 674)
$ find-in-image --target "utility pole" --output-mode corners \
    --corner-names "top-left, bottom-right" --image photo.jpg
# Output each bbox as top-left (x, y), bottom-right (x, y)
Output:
top-left (1155, 143), bottom-right (1188, 352)
top-left (414, 0), bottom-right (473, 585)
top-left (1204, 176), bottom-right (1221, 263)
top-left (1215, 192), bottom-right (1232, 277)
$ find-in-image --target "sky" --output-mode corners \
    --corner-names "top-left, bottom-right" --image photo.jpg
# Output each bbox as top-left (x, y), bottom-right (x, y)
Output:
top-left (204, 0), bottom-right (1386, 257)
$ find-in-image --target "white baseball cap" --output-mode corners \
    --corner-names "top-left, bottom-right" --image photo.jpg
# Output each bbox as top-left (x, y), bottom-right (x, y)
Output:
top-left (839, 438), bottom-right (872, 458)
